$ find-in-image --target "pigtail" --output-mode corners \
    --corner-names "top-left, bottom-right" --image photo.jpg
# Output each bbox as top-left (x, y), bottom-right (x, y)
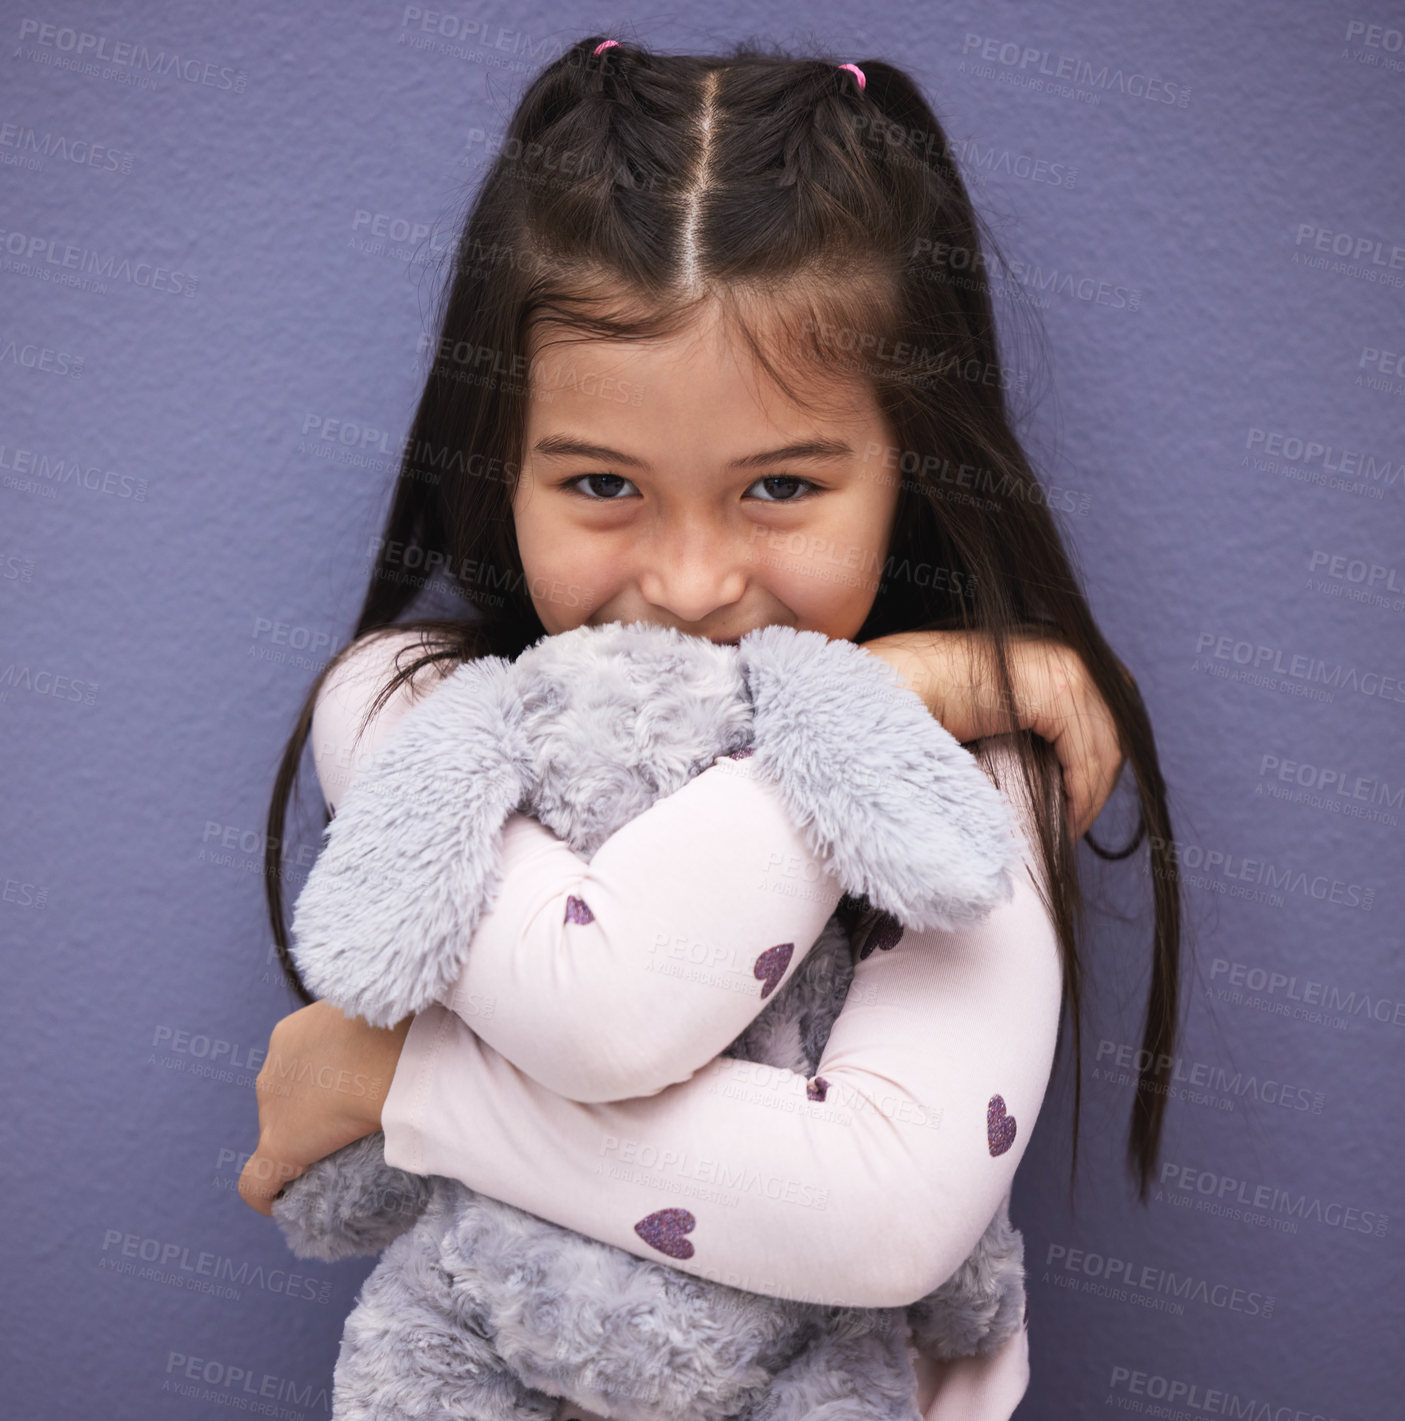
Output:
top-left (774, 63), bottom-right (864, 190)
top-left (845, 57), bottom-right (1183, 1200)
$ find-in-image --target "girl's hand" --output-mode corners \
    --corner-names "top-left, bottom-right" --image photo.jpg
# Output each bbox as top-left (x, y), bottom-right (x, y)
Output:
top-left (857, 630), bottom-right (1125, 839)
top-left (237, 1001), bottom-right (412, 1217)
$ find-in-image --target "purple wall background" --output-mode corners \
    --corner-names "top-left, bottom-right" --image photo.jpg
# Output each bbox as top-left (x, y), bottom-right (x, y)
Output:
top-left (3, 1), bottom-right (1402, 1415)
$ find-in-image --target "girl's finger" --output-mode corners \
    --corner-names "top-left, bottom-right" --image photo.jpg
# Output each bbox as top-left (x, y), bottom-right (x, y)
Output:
top-left (237, 1145), bottom-right (304, 1217)
top-left (1053, 721), bottom-right (1094, 838)
top-left (1087, 684), bottom-right (1126, 824)
top-left (1068, 689), bottom-right (1123, 837)
top-left (1042, 687), bottom-right (1110, 839)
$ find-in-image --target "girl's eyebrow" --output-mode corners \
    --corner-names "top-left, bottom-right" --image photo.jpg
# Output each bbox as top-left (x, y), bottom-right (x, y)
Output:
top-left (533, 435), bottom-right (649, 467)
top-left (732, 438), bottom-right (854, 468)
top-left (532, 434), bottom-right (855, 469)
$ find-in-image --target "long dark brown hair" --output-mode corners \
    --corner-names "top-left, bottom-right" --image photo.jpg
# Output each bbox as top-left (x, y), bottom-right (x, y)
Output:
top-left (262, 37), bottom-right (1184, 1200)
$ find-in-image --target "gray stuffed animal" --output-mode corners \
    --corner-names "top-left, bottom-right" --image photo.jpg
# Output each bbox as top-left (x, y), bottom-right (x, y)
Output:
top-left (274, 620), bottom-right (1030, 1420)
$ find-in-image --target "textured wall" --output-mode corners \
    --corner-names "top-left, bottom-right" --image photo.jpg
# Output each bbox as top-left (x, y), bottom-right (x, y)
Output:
top-left (3, 2), bottom-right (1401, 1416)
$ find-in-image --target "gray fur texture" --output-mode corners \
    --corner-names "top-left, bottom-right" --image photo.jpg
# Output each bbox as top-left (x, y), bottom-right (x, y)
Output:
top-left (275, 620), bottom-right (1030, 1418)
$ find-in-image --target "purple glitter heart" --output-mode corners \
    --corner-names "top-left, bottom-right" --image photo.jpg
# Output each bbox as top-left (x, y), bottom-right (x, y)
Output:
top-left (857, 912), bottom-right (903, 961)
top-left (564, 895), bottom-right (594, 925)
top-left (753, 942), bottom-right (794, 999)
top-left (987, 1094), bottom-right (1017, 1157)
top-left (634, 1207), bottom-right (696, 1259)
top-left (807, 1076), bottom-right (830, 1102)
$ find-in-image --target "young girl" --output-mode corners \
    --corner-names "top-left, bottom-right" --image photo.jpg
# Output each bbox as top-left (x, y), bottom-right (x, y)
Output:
top-left (242, 38), bottom-right (1181, 1418)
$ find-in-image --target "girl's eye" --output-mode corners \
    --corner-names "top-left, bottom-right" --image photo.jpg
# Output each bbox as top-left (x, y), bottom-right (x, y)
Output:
top-left (747, 475), bottom-right (820, 503)
top-left (563, 473), bottom-right (636, 500)
top-left (562, 474), bottom-right (820, 503)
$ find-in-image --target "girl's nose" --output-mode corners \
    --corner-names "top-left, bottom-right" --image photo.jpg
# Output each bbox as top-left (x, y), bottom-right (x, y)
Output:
top-left (635, 518), bottom-right (749, 626)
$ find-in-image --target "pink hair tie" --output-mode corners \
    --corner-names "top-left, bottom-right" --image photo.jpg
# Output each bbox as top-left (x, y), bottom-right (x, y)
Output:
top-left (594, 39), bottom-right (620, 56)
top-left (837, 62), bottom-right (866, 90)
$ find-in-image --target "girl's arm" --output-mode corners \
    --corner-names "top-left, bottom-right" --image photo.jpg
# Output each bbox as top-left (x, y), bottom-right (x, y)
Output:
top-left (420, 764), bottom-right (843, 1102)
top-left (380, 735), bottom-right (1063, 1310)
top-left (310, 629), bottom-right (844, 1102)
top-left (859, 629), bottom-right (1125, 839)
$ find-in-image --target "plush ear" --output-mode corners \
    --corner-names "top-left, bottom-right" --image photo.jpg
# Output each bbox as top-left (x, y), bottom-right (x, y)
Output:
top-left (736, 626), bottom-right (1025, 932)
top-left (290, 654), bottom-right (531, 1027)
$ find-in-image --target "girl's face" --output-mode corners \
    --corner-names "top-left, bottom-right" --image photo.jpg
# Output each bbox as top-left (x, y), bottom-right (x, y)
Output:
top-left (512, 303), bottom-right (902, 645)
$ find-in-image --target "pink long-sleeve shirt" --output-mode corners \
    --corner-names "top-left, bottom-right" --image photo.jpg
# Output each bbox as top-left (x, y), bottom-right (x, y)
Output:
top-left (308, 627), bottom-right (1064, 1419)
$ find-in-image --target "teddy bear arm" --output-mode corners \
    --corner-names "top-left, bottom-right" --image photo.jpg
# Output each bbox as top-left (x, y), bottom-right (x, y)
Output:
top-left (271, 1133), bottom-right (433, 1262)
